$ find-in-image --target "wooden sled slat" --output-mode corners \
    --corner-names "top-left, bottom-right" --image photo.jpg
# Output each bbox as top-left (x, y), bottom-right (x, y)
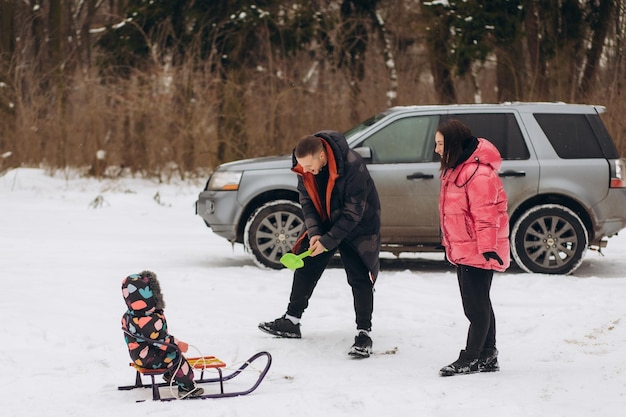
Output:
top-left (129, 355), bottom-right (226, 374)
top-left (186, 356), bottom-right (226, 369)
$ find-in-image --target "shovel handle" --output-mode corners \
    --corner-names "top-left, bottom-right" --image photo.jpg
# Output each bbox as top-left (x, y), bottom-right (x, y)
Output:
top-left (299, 248), bottom-right (327, 258)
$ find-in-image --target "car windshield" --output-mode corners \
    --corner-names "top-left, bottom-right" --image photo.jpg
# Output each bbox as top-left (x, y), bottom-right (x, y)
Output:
top-left (344, 111), bottom-right (391, 141)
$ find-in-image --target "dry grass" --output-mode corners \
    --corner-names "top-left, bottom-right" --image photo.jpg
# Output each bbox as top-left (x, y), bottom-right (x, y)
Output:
top-left (0, 44), bottom-right (625, 178)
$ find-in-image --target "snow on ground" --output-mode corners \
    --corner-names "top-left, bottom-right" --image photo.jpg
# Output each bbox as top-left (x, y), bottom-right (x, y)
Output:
top-left (1, 168), bottom-right (625, 417)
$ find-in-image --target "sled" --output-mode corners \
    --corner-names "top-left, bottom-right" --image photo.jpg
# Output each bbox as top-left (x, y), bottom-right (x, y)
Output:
top-left (118, 331), bottom-right (272, 401)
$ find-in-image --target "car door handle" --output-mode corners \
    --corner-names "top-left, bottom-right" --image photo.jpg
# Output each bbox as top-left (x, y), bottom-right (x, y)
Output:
top-left (406, 172), bottom-right (434, 180)
top-left (499, 170), bottom-right (526, 178)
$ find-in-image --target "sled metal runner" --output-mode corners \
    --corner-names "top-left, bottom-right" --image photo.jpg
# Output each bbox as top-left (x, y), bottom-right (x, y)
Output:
top-left (118, 351), bottom-right (272, 401)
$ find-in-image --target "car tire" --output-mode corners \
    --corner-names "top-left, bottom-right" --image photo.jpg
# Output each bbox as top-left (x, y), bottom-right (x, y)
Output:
top-left (511, 204), bottom-right (588, 275)
top-left (243, 200), bottom-right (304, 269)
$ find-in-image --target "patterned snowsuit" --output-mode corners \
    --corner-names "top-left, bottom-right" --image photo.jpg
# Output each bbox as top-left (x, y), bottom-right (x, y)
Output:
top-left (121, 271), bottom-right (195, 388)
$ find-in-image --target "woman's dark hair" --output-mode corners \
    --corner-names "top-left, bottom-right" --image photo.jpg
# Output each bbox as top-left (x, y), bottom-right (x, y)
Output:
top-left (437, 119), bottom-right (473, 170)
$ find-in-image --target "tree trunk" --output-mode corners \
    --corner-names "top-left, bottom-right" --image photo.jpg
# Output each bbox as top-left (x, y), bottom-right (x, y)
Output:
top-left (217, 69), bottom-right (248, 163)
top-left (419, 1), bottom-right (456, 103)
top-left (339, 0), bottom-right (378, 123)
top-left (495, 37), bottom-right (526, 102)
top-left (370, 8), bottom-right (398, 107)
top-left (81, 0), bottom-right (97, 69)
top-left (30, 0), bottom-right (45, 77)
top-left (0, 0), bottom-right (16, 58)
top-left (608, 0), bottom-right (625, 103)
top-left (578, 0), bottom-right (614, 99)
top-left (49, 0), bottom-right (67, 167)
top-left (523, 0), bottom-right (549, 99)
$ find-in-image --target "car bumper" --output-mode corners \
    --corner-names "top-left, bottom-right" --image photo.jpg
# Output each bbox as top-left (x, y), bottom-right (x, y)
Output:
top-left (591, 188), bottom-right (626, 243)
top-left (195, 190), bottom-right (243, 242)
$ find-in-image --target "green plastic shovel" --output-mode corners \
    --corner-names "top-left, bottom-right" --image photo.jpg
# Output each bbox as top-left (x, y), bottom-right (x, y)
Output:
top-left (280, 250), bottom-right (312, 270)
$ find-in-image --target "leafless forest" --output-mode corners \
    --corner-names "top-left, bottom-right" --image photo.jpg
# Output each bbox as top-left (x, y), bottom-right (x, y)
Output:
top-left (0, 0), bottom-right (624, 178)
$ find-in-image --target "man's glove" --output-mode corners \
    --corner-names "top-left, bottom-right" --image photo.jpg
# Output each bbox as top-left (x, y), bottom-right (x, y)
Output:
top-left (483, 251), bottom-right (503, 265)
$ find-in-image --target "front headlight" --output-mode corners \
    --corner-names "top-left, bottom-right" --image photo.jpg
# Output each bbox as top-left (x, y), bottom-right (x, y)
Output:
top-left (207, 171), bottom-right (243, 191)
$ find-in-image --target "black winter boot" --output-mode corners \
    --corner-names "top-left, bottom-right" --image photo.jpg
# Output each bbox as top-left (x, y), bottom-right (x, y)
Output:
top-left (258, 315), bottom-right (302, 338)
top-left (348, 330), bottom-right (373, 358)
top-left (479, 347), bottom-right (499, 373)
top-left (439, 350), bottom-right (480, 377)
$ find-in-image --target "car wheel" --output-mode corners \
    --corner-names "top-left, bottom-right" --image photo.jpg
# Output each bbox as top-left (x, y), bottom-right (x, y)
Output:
top-left (511, 204), bottom-right (588, 275)
top-left (243, 200), bottom-right (304, 269)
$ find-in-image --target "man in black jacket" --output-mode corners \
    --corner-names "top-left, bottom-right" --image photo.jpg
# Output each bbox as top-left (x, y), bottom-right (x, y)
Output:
top-left (258, 131), bottom-right (381, 358)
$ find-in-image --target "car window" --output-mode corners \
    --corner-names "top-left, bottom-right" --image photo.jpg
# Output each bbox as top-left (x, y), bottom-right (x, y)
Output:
top-left (587, 114), bottom-right (620, 159)
top-left (360, 115), bottom-right (440, 163)
top-left (344, 111), bottom-right (390, 140)
top-left (447, 113), bottom-right (530, 160)
top-left (534, 113), bottom-right (605, 159)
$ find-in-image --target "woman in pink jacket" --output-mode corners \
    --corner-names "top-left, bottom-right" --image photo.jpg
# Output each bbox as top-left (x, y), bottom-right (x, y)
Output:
top-left (435, 119), bottom-right (510, 377)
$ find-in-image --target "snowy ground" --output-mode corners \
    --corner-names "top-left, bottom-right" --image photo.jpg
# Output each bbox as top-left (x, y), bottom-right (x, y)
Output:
top-left (1, 167), bottom-right (625, 417)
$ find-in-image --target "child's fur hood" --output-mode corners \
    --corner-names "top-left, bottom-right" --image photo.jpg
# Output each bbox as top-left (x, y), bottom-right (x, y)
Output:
top-left (121, 270), bottom-right (165, 316)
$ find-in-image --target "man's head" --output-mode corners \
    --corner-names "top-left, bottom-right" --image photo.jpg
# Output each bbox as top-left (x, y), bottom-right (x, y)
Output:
top-left (295, 135), bottom-right (327, 175)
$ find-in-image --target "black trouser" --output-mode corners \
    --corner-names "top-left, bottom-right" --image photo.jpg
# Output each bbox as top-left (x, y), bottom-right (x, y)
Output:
top-left (457, 264), bottom-right (496, 358)
top-left (286, 241), bottom-right (374, 331)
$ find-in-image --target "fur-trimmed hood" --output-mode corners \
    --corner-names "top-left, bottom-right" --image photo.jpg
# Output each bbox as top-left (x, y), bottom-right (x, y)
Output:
top-left (121, 270), bottom-right (165, 316)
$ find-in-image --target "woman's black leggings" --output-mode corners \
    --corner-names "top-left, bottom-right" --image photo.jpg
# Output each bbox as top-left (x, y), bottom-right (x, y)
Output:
top-left (457, 264), bottom-right (496, 358)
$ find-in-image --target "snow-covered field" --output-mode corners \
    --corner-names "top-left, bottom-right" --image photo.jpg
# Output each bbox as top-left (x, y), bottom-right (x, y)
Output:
top-left (1, 168), bottom-right (625, 417)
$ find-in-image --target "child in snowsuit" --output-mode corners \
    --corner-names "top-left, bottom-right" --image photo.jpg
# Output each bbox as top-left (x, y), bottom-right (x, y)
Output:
top-left (121, 270), bottom-right (203, 398)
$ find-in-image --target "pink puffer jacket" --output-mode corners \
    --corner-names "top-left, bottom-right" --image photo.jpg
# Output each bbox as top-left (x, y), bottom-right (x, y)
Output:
top-left (439, 138), bottom-right (510, 272)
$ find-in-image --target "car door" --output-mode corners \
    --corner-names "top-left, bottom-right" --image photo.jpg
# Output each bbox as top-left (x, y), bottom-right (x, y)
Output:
top-left (355, 114), bottom-right (443, 245)
top-left (446, 111), bottom-right (540, 217)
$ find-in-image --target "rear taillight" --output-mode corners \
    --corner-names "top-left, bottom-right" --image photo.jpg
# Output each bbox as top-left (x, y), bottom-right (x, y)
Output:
top-left (610, 159), bottom-right (626, 188)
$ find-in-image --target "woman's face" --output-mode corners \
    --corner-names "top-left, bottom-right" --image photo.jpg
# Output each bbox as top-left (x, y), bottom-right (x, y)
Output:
top-left (434, 131), bottom-right (445, 158)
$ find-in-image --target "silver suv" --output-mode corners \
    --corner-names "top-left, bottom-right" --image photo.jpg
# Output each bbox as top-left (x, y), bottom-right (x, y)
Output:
top-left (196, 103), bottom-right (626, 275)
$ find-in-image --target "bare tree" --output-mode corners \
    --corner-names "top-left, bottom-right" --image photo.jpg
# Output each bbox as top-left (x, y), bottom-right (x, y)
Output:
top-left (419, 0), bottom-right (456, 103)
top-left (578, 0), bottom-right (615, 99)
top-left (370, 7), bottom-right (398, 107)
top-left (523, 0), bottom-right (550, 99)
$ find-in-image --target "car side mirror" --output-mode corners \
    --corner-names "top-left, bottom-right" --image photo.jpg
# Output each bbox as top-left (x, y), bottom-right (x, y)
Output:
top-left (353, 146), bottom-right (372, 161)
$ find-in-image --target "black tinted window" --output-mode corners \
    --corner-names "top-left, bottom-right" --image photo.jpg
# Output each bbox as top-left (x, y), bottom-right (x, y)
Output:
top-left (586, 114), bottom-right (619, 159)
top-left (534, 113), bottom-right (605, 158)
top-left (447, 113), bottom-right (529, 160)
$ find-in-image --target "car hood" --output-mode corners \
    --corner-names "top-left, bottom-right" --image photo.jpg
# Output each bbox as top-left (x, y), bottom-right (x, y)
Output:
top-left (217, 154), bottom-right (292, 171)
